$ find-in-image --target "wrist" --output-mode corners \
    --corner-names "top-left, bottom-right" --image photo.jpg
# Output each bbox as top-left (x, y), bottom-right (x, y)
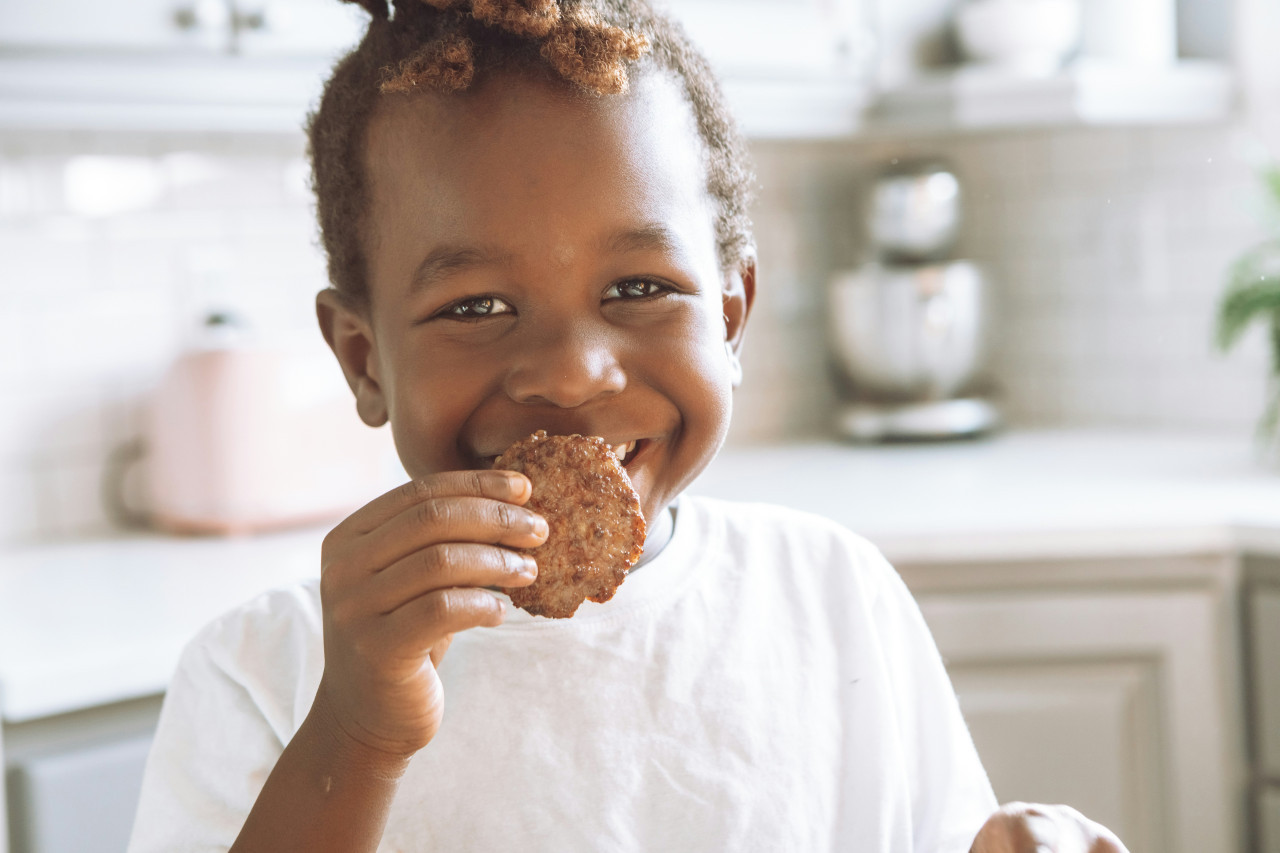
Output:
top-left (305, 681), bottom-right (417, 781)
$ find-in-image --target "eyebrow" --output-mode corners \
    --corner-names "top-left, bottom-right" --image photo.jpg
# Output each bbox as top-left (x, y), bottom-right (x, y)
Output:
top-left (410, 244), bottom-right (510, 294)
top-left (599, 222), bottom-right (683, 256)
top-left (409, 223), bottom-right (683, 294)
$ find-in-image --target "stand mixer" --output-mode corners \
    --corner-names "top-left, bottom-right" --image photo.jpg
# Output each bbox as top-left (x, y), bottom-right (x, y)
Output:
top-left (827, 159), bottom-right (1000, 441)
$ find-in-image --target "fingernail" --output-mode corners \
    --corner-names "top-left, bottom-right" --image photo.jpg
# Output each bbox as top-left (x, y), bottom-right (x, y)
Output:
top-left (508, 473), bottom-right (531, 499)
top-left (518, 555), bottom-right (538, 580)
top-left (531, 515), bottom-right (549, 538)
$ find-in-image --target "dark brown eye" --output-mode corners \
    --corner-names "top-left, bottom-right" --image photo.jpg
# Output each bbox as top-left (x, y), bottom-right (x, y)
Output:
top-left (442, 296), bottom-right (514, 318)
top-left (606, 279), bottom-right (668, 300)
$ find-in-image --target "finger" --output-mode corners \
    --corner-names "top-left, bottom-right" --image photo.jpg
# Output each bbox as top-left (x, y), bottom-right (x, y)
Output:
top-left (383, 587), bottom-right (507, 649)
top-left (1049, 805), bottom-right (1130, 853)
top-left (350, 496), bottom-right (547, 573)
top-left (332, 470), bottom-right (532, 539)
top-left (369, 543), bottom-right (537, 614)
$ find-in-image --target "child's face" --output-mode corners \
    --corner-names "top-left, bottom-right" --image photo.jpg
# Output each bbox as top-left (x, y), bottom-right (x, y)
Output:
top-left (318, 70), bottom-right (754, 526)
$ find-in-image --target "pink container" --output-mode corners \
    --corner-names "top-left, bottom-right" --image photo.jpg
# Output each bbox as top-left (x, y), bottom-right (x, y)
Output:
top-left (145, 337), bottom-right (393, 535)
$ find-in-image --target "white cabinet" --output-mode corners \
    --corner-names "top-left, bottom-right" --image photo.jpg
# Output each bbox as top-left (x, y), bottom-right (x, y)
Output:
top-left (0, 0), bottom-right (367, 134)
top-left (0, 0), bottom-right (366, 56)
top-left (900, 553), bottom-right (1242, 853)
top-left (0, 0), bottom-right (225, 53)
top-left (3, 696), bottom-right (163, 853)
top-left (0, 0), bottom-right (875, 137)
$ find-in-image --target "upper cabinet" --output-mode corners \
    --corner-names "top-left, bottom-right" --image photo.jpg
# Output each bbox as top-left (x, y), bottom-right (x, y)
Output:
top-left (0, 0), bottom-right (876, 138)
top-left (0, 0), bottom-right (1243, 138)
top-left (0, 0), bottom-right (369, 133)
top-left (661, 0), bottom-right (874, 137)
top-left (867, 0), bottom-right (1236, 131)
top-left (0, 0), bottom-right (367, 55)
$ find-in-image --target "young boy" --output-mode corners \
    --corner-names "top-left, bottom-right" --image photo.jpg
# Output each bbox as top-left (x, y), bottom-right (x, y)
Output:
top-left (129, 1), bottom-right (1127, 850)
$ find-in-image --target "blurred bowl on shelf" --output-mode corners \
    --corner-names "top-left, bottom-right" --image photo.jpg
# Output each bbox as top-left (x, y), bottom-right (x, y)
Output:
top-left (955, 0), bottom-right (1082, 77)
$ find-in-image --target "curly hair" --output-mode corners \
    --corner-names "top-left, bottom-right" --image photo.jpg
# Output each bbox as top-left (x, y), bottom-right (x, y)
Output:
top-left (307, 0), bottom-right (756, 304)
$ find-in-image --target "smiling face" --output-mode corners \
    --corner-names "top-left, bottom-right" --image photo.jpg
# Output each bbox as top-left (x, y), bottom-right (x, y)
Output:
top-left (317, 69), bottom-right (754, 527)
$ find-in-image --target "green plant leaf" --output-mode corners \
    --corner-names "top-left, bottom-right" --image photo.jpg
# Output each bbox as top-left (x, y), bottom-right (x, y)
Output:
top-left (1216, 243), bottom-right (1280, 350)
top-left (1265, 165), bottom-right (1280, 212)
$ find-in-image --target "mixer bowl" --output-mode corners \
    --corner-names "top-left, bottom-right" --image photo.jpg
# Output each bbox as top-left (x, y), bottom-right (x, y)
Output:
top-left (828, 261), bottom-right (988, 401)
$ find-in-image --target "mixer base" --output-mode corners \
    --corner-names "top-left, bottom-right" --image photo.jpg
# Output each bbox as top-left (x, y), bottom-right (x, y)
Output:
top-left (835, 398), bottom-right (1000, 442)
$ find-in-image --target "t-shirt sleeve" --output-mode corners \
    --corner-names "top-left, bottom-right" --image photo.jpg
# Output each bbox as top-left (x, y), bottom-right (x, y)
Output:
top-left (127, 583), bottom-right (323, 853)
top-left (127, 628), bottom-right (285, 853)
top-left (860, 541), bottom-right (998, 853)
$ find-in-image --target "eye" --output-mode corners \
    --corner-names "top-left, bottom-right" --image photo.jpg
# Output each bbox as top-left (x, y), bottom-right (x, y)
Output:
top-left (436, 295), bottom-right (514, 320)
top-left (604, 278), bottom-right (671, 300)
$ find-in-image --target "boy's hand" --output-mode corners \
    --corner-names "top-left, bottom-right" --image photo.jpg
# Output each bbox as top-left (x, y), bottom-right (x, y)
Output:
top-left (971, 802), bottom-right (1130, 853)
top-left (312, 470), bottom-right (547, 761)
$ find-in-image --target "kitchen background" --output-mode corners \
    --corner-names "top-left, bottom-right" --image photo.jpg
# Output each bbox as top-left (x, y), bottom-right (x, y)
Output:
top-left (5, 0), bottom-right (1280, 852)
top-left (1, 0), bottom-right (1279, 545)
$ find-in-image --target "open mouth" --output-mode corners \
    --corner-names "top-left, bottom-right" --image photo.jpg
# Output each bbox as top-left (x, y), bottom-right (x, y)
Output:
top-left (609, 439), bottom-right (641, 467)
top-left (484, 436), bottom-right (646, 471)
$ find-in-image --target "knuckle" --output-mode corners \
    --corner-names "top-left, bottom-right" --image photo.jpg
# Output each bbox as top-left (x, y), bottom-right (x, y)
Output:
top-left (424, 590), bottom-right (457, 625)
top-left (418, 543), bottom-right (455, 577)
top-left (402, 477), bottom-right (440, 505)
top-left (417, 498), bottom-right (452, 529)
top-left (494, 502), bottom-right (519, 530)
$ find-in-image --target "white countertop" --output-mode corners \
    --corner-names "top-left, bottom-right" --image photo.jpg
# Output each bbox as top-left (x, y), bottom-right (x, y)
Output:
top-left (3, 429), bottom-right (1278, 723)
top-left (694, 429), bottom-right (1280, 564)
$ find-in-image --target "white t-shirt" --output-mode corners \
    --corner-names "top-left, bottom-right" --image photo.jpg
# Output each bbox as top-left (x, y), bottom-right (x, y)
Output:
top-left (129, 496), bottom-right (997, 852)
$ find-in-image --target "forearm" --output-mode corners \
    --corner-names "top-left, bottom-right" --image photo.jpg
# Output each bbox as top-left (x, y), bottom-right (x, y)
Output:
top-left (229, 690), bottom-right (412, 853)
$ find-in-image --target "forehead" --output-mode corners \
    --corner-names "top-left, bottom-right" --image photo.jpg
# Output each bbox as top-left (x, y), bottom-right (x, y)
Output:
top-left (361, 69), bottom-right (718, 288)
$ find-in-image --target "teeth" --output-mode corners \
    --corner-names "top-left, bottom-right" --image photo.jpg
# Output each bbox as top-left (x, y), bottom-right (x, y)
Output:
top-left (611, 440), bottom-right (637, 461)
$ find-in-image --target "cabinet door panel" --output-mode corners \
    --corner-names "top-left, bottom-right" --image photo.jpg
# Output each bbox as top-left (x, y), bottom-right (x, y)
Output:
top-left (1262, 787), bottom-right (1280, 853)
top-left (917, 590), bottom-right (1235, 853)
top-left (949, 660), bottom-right (1163, 853)
top-left (1252, 587), bottom-right (1280, 776)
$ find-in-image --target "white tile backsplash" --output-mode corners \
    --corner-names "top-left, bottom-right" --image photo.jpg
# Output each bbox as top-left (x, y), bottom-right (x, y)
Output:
top-left (1, 116), bottom-right (1277, 544)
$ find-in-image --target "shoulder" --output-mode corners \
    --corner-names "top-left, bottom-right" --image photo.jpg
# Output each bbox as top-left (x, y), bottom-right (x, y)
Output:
top-left (190, 578), bottom-right (322, 668)
top-left (680, 494), bottom-right (896, 598)
top-left (172, 579), bottom-right (323, 740)
top-left (682, 494), bottom-right (884, 558)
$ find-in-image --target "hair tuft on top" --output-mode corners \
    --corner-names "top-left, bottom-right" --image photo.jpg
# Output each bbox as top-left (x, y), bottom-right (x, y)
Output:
top-left (308, 0), bottom-right (759, 304)
top-left (471, 0), bottom-right (561, 38)
top-left (380, 31), bottom-right (476, 92)
top-left (540, 5), bottom-right (647, 95)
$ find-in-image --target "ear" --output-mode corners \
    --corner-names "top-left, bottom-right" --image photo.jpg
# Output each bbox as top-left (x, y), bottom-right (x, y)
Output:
top-left (722, 258), bottom-right (756, 387)
top-left (315, 288), bottom-right (389, 427)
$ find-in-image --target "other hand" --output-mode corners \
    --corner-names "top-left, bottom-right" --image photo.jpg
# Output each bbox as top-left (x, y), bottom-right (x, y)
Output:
top-left (971, 802), bottom-right (1130, 853)
top-left (312, 470), bottom-right (548, 760)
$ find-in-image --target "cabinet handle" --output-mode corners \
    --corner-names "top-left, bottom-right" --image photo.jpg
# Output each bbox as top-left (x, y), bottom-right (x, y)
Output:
top-left (173, 0), bottom-right (233, 31)
top-left (233, 9), bottom-right (268, 32)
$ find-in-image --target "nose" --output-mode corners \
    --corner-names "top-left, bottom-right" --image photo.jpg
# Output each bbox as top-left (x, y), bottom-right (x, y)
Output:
top-left (503, 320), bottom-right (627, 408)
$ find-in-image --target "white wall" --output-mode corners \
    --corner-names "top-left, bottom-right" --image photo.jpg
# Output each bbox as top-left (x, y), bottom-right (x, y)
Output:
top-left (735, 123), bottom-right (1275, 441)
